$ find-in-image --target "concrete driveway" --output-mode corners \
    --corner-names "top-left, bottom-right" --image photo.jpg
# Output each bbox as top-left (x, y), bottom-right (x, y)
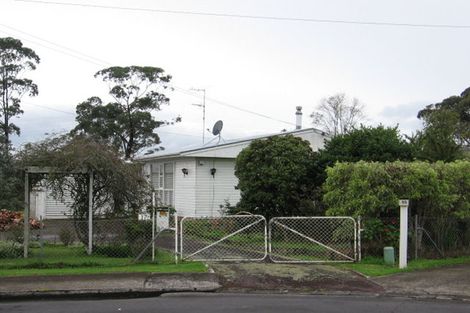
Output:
top-left (209, 262), bottom-right (383, 294)
top-left (373, 264), bottom-right (470, 299)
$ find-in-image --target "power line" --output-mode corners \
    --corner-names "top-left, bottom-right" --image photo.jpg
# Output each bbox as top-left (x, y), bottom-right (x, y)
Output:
top-left (21, 102), bottom-right (203, 138)
top-left (0, 28), bottom-right (105, 66)
top-left (22, 102), bottom-right (76, 115)
top-left (0, 23), bottom-right (111, 66)
top-left (172, 86), bottom-right (295, 126)
top-left (15, 0), bottom-right (470, 30)
top-left (2, 23), bottom-right (296, 127)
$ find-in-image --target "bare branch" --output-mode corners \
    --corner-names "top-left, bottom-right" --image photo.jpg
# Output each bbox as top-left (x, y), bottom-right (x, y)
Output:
top-left (311, 93), bottom-right (365, 136)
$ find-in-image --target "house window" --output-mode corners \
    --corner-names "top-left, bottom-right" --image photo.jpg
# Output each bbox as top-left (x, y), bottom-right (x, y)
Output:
top-left (152, 162), bottom-right (174, 207)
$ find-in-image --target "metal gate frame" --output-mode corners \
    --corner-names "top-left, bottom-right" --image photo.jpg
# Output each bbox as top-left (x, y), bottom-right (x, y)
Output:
top-left (179, 214), bottom-right (268, 262)
top-left (268, 216), bottom-right (357, 263)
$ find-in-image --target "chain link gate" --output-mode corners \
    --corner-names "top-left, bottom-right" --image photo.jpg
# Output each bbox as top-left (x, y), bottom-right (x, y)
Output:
top-left (269, 217), bottom-right (357, 263)
top-left (180, 215), bottom-right (267, 261)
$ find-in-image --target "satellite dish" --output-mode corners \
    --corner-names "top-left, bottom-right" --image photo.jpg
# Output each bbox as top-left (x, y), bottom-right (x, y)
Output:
top-left (212, 120), bottom-right (223, 136)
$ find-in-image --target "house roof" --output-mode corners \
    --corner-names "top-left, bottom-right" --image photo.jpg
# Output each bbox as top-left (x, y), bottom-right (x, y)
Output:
top-left (136, 127), bottom-right (328, 161)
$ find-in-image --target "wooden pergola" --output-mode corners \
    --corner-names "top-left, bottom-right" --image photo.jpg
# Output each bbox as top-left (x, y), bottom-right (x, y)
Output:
top-left (23, 166), bottom-right (93, 257)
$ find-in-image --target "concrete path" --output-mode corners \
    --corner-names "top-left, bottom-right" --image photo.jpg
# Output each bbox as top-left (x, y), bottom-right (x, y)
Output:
top-left (0, 273), bottom-right (220, 299)
top-left (373, 264), bottom-right (470, 299)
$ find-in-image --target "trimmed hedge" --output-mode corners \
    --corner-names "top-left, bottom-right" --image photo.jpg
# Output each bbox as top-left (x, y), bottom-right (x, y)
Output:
top-left (324, 160), bottom-right (470, 218)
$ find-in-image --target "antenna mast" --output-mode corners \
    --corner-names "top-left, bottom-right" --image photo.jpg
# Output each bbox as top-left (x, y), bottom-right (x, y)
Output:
top-left (191, 88), bottom-right (206, 144)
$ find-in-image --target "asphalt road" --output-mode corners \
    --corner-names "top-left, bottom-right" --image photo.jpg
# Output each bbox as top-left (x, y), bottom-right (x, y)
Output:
top-left (0, 293), bottom-right (468, 313)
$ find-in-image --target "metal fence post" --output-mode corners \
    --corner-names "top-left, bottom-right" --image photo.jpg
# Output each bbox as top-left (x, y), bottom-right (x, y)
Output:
top-left (152, 192), bottom-right (156, 262)
top-left (39, 215), bottom-right (44, 259)
top-left (23, 170), bottom-right (30, 258)
top-left (267, 218), bottom-right (272, 261)
top-left (87, 171), bottom-right (93, 255)
top-left (174, 212), bottom-right (178, 264)
top-left (357, 216), bottom-right (362, 262)
top-left (415, 215), bottom-right (418, 260)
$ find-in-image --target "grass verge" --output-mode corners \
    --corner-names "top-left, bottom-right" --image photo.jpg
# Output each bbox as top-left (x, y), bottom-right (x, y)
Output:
top-left (0, 244), bottom-right (206, 277)
top-left (337, 256), bottom-right (470, 277)
top-left (0, 262), bottom-right (206, 277)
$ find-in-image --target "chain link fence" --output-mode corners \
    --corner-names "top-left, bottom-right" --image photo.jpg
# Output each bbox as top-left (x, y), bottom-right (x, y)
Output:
top-left (360, 216), bottom-right (470, 260)
top-left (0, 225), bottom-right (25, 259)
top-left (414, 216), bottom-right (470, 258)
top-left (4, 209), bottom-right (469, 269)
top-left (269, 217), bottom-right (357, 263)
top-left (0, 212), bottom-right (177, 271)
top-left (180, 214), bottom-right (267, 261)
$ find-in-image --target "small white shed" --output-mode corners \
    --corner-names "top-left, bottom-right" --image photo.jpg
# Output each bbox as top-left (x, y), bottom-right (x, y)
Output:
top-left (137, 128), bottom-right (328, 217)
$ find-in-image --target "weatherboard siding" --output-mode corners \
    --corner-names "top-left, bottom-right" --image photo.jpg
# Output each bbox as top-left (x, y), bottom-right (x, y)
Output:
top-left (195, 158), bottom-right (240, 217)
top-left (174, 158), bottom-right (197, 217)
top-left (44, 189), bottom-right (73, 219)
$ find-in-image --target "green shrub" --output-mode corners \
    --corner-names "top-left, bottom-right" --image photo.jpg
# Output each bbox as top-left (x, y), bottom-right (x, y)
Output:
top-left (29, 241), bottom-right (41, 248)
top-left (324, 160), bottom-right (470, 219)
top-left (0, 241), bottom-right (23, 258)
top-left (124, 220), bottom-right (152, 243)
top-left (59, 227), bottom-right (74, 246)
top-left (95, 244), bottom-right (132, 258)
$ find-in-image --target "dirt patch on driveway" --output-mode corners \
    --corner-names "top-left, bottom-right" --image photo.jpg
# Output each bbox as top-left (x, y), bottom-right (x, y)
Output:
top-left (209, 262), bottom-right (383, 294)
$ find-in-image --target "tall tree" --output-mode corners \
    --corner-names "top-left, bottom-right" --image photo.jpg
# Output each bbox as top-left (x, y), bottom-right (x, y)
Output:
top-left (0, 37), bottom-right (40, 155)
top-left (417, 87), bottom-right (470, 146)
top-left (0, 151), bottom-right (23, 210)
top-left (73, 66), bottom-right (179, 160)
top-left (412, 109), bottom-right (463, 162)
top-left (311, 93), bottom-right (365, 136)
top-left (413, 87), bottom-right (470, 161)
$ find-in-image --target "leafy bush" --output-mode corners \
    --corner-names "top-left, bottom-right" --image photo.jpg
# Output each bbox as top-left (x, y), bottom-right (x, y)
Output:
top-left (235, 135), bottom-right (321, 218)
top-left (124, 220), bottom-right (152, 243)
top-left (124, 220), bottom-right (153, 257)
top-left (8, 225), bottom-right (24, 243)
top-left (324, 161), bottom-right (470, 219)
top-left (0, 209), bottom-right (42, 231)
top-left (93, 220), bottom-right (154, 258)
top-left (95, 244), bottom-right (132, 258)
top-left (59, 227), bottom-right (74, 246)
top-left (0, 241), bottom-right (23, 258)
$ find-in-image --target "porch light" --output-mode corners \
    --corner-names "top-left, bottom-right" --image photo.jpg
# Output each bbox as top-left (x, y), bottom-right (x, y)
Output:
top-left (210, 168), bottom-right (216, 177)
top-left (181, 168), bottom-right (189, 176)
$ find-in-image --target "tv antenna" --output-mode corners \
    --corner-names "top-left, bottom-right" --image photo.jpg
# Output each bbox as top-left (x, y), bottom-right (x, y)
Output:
top-left (191, 88), bottom-right (206, 144)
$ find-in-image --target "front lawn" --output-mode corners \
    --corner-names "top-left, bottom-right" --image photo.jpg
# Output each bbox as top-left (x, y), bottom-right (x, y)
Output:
top-left (0, 244), bottom-right (206, 277)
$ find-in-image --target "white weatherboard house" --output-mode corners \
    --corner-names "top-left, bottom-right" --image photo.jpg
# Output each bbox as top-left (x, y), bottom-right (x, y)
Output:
top-left (138, 121), bottom-right (328, 217)
top-left (31, 108), bottom-right (328, 219)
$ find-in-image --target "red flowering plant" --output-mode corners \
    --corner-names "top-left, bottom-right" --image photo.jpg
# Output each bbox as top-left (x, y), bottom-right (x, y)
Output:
top-left (0, 209), bottom-right (42, 232)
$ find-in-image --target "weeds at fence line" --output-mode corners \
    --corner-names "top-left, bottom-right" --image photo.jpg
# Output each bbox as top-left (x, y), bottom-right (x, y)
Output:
top-left (360, 216), bottom-right (470, 259)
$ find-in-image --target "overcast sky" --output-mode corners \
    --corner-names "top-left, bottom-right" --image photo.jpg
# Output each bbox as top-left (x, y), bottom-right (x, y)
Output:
top-left (2, 0), bottom-right (470, 151)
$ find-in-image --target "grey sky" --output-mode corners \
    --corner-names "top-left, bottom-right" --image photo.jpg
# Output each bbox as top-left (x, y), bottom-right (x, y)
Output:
top-left (2, 0), bottom-right (469, 151)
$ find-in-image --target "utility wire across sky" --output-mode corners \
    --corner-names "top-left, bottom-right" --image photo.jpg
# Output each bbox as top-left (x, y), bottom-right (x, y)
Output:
top-left (15, 0), bottom-right (470, 30)
top-left (0, 23), bottom-right (296, 138)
